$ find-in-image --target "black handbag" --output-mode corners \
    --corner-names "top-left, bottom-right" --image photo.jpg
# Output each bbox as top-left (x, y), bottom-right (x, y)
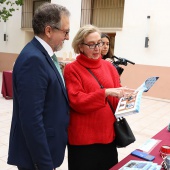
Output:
top-left (87, 68), bottom-right (136, 148)
top-left (113, 117), bottom-right (136, 147)
top-left (107, 99), bottom-right (136, 148)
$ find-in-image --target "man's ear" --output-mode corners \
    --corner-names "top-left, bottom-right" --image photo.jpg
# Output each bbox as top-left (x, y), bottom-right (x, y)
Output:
top-left (45, 26), bottom-right (52, 38)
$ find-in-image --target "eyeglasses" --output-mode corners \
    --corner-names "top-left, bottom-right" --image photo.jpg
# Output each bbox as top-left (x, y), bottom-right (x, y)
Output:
top-left (53, 26), bottom-right (70, 37)
top-left (82, 41), bottom-right (104, 49)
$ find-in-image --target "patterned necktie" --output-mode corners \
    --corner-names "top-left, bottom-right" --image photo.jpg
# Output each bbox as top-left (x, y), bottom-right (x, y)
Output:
top-left (51, 54), bottom-right (65, 86)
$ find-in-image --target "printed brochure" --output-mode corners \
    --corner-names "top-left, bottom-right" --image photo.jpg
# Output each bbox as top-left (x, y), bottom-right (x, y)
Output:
top-left (115, 77), bottom-right (159, 118)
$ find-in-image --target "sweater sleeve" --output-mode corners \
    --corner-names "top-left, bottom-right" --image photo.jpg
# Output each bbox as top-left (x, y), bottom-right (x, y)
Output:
top-left (64, 64), bottom-right (107, 114)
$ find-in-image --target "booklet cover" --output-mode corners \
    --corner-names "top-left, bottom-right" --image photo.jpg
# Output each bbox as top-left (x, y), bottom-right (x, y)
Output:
top-left (115, 77), bottom-right (159, 118)
top-left (119, 160), bottom-right (161, 170)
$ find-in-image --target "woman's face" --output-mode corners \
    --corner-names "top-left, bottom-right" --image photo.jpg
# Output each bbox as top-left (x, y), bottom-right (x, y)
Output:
top-left (80, 32), bottom-right (102, 59)
top-left (101, 37), bottom-right (110, 56)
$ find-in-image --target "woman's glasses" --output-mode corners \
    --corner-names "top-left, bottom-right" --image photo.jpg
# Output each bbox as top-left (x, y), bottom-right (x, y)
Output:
top-left (82, 41), bottom-right (104, 49)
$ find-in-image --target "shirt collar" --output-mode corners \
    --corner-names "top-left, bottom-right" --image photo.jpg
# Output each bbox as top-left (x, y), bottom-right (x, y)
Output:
top-left (35, 36), bottom-right (54, 57)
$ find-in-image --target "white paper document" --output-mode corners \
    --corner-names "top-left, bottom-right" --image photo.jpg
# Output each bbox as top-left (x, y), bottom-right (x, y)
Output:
top-left (138, 139), bottom-right (160, 153)
top-left (119, 160), bottom-right (161, 170)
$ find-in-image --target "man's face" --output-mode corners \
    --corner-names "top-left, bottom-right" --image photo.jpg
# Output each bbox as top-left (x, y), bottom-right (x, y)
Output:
top-left (48, 15), bottom-right (70, 52)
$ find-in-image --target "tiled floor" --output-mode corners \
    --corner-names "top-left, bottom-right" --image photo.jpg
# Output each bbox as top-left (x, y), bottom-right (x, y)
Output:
top-left (1, 71), bottom-right (170, 170)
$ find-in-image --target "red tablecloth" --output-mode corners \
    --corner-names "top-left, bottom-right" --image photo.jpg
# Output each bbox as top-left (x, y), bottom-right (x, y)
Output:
top-left (110, 126), bottom-right (170, 169)
top-left (1, 71), bottom-right (13, 99)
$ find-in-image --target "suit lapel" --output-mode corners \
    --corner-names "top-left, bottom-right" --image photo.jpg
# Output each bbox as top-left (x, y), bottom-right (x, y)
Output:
top-left (46, 55), bottom-right (68, 96)
top-left (31, 38), bottom-right (69, 103)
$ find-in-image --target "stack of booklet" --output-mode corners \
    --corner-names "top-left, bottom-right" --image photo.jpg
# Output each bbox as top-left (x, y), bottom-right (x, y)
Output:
top-left (115, 76), bottom-right (159, 118)
top-left (119, 160), bottom-right (161, 170)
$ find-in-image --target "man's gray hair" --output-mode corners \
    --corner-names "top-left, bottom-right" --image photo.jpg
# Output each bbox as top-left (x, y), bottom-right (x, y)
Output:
top-left (32, 2), bottom-right (70, 35)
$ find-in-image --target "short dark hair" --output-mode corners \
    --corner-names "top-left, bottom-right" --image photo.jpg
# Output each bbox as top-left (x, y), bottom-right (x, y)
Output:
top-left (32, 2), bottom-right (70, 35)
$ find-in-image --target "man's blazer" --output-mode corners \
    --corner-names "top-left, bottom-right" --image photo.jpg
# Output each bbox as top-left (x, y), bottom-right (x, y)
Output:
top-left (8, 37), bottom-right (69, 170)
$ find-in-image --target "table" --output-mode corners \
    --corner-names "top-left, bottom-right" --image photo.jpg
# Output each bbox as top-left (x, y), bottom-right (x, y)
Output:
top-left (110, 126), bottom-right (170, 169)
top-left (1, 71), bottom-right (13, 99)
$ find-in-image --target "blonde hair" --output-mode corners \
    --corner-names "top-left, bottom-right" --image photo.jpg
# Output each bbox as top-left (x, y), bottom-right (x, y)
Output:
top-left (72, 25), bottom-right (101, 54)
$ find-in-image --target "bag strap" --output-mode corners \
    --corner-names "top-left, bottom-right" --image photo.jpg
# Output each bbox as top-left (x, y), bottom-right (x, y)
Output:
top-left (86, 68), bottom-right (115, 114)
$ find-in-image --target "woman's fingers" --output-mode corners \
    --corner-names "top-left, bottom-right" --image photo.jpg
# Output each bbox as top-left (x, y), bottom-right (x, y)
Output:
top-left (105, 87), bottom-right (136, 98)
top-left (116, 87), bottom-right (136, 98)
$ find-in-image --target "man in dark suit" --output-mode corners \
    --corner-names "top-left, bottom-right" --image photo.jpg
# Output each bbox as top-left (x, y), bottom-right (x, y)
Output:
top-left (7, 3), bottom-right (70, 170)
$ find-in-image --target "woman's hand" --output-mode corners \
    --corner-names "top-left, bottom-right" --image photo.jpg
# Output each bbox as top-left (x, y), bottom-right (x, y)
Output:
top-left (105, 87), bottom-right (136, 98)
top-left (105, 58), bottom-right (114, 63)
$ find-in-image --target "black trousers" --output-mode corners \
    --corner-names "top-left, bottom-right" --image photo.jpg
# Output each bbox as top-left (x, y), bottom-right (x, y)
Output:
top-left (68, 141), bottom-right (118, 170)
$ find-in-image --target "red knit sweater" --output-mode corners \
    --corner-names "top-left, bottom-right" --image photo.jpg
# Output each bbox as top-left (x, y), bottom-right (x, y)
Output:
top-left (64, 54), bottom-right (121, 145)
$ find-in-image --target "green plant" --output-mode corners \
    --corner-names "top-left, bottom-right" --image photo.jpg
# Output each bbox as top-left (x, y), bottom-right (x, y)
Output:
top-left (0, 0), bottom-right (23, 22)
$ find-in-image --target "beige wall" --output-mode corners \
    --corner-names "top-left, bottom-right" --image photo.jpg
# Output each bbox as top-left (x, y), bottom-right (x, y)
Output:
top-left (120, 64), bottom-right (170, 100)
top-left (0, 52), bottom-right (18, 72)
top-left (114, 0), bottom-right (170, 68)
top-left (1, 52), bottom-right (170, 100)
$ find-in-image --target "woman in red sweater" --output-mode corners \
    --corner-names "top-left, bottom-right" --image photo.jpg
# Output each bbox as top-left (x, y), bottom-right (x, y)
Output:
top-left (64, 25), bottom-right (134, 170)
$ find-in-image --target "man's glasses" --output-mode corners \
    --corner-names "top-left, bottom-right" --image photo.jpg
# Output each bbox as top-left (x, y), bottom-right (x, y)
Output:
top-left (82, 41), bottom-right (104, 49)
top-left (53, 26), bottom-right (70, 37)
